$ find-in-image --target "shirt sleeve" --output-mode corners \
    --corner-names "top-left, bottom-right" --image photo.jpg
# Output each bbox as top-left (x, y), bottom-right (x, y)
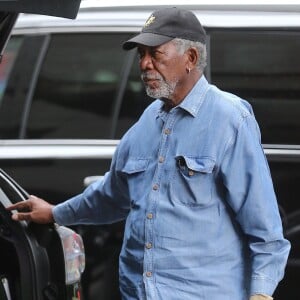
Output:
top-left (53, 145), bottom-right (131, 226)
top-left (220, 114), bottom-right (290, 296)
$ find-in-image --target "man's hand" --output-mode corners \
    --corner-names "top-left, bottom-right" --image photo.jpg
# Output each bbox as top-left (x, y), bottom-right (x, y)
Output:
top-left (250, 294), bottom-right (273, 300)
top-left (6, 195), bottom-right (54, 224)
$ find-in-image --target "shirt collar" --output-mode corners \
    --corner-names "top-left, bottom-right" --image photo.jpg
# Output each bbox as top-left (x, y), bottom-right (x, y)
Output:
top-left (157, 75), bottom-right (210, 119)
top-left (178, 75), bottom-right (210, 117)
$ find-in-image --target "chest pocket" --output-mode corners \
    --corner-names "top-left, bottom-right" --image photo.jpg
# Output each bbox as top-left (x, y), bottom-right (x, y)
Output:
top-left (170, 156), bottom-right (216, 207)
top-left (121, 158), bottom-right (150, 205)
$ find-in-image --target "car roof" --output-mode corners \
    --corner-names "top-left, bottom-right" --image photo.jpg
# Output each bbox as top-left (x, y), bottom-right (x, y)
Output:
top-left (12, 1), bottom-right (300, 35)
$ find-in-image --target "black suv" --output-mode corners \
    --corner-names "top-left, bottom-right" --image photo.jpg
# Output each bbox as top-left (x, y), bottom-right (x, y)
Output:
top-left (1, 2), bottom-right (300, 300)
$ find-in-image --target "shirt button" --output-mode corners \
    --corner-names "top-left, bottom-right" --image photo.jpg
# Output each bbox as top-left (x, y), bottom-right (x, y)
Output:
top-left (146, 242), bottom-right (152, 249)
top-left (153, 184), bottom-right (159, 191)
top-left (188, 170), bottom-right (194, 176)
top-left (145, 271), bottom-right (152, 277)
top-left (147, 213), bottom-right (153, 219)
top-left (158, 156), bottom-right (164, 163)
top-left (164, 128), bottom-right (171, 135)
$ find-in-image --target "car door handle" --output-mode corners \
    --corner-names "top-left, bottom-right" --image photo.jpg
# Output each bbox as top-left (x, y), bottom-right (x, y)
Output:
top-left (83, 176), bottom-right (104, 187)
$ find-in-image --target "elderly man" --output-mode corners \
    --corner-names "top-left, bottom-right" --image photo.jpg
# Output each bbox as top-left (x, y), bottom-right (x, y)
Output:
top-left (8, 7), bottom-right (290, 300)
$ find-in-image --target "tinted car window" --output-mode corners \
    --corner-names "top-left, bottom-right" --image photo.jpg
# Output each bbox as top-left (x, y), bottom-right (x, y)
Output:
top-left (26, 33), bottom-right (132, 139)
top-left (0, 35), bottom-right (40, 139)
top-left (210, 30), bottom-right (300, 145)
top-left (0, 36), bottom-right (22, 105)
top-left (115, 54), bottom-right (153, 139)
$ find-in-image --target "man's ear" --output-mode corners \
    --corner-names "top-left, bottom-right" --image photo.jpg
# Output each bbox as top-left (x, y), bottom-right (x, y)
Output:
top-left (186, 47), bottom-right (199, 69)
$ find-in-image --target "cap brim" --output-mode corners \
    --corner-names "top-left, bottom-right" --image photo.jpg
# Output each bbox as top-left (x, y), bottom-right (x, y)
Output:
top-left (122, 32), bottom-right (173, 50)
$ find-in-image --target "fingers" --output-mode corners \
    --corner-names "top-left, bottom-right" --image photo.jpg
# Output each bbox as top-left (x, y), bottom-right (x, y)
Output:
top-left (6, 200), bottom-right (32, 212)
top-left (6, 195), bottom-right (54, 224)
top-left (6, 195), bottom-right (40, 211)
top-left (11, 212), bottom-right (32, 221)
top-left (6, 195), bottom-right (38, 222)
top-left (7, 200), bottom-right (33, 222)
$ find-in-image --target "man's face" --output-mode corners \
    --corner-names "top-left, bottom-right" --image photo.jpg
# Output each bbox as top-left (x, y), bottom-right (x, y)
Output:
top-left (137, 41), bottom-right (187, 101)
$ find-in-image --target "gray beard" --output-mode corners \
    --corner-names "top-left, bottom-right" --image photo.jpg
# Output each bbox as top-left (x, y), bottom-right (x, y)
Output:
top-left (142, 72), bottom-right (177, 99)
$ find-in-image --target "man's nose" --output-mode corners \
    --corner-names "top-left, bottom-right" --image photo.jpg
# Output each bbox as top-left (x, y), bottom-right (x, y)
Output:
top-left (140, 52), bottom-right (153, 71)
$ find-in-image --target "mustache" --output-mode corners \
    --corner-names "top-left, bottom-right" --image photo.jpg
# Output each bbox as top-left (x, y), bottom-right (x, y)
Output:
top-left (141, 72), bottom-right (163, 81)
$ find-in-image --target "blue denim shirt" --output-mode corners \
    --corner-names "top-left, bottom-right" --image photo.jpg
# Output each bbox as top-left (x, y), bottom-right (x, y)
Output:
top-left (53, 76), bottom-right (290, 300)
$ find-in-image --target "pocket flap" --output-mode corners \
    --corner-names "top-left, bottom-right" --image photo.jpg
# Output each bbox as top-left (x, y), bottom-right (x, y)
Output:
top-left (122, 158), bottom-right (149, 174)
top-left (178, 156), bottom-right (215, 173)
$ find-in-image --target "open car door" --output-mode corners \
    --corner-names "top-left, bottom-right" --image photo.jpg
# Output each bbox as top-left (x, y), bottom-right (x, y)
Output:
top-left (0, 169), bottom-right (85, 300)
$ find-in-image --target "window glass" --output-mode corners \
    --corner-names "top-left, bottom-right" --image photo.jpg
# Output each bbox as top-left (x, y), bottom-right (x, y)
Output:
top-left (27, 33), bottom-right (132, 139)
top-left (115, 54), bottom-right (153, 139)
top-left (0, 36), bottom-right (23, 105)
top-left (210, 31), bottom-right (300, 145)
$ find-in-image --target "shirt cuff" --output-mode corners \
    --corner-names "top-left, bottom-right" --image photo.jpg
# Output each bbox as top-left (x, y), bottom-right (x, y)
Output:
top-left (52, 198), bottom-right (79, 225)
top-left (250, 294), bottom-right (273, 300)
top-left (251, 276), bottom-right (276, 297)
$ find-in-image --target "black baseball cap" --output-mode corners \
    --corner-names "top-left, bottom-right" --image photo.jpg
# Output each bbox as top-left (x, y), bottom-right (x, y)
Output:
top-left (122, 7), bottom-right (206, 50)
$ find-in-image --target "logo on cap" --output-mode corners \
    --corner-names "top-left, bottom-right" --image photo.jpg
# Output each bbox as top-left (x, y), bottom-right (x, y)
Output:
top-left (144, 15), bottom-right (155, 28)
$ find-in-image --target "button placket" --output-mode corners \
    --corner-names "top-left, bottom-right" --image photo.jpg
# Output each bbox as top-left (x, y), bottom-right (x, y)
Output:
top-left (143, 112), bottom-right (177, 291)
